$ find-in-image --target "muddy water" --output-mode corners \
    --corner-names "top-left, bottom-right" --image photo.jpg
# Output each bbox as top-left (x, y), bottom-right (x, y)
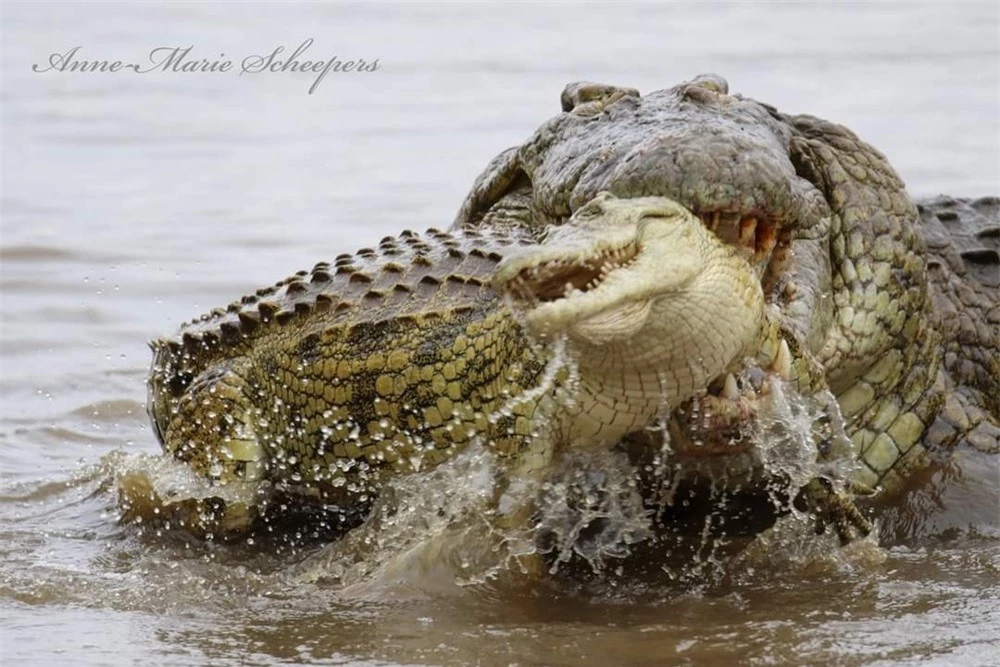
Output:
top-left (2, 3), bottom-right (999, 666)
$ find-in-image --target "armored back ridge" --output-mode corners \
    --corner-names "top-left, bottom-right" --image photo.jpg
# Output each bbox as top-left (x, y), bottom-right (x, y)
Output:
top-left (148, 226), bottom-right (540, 493)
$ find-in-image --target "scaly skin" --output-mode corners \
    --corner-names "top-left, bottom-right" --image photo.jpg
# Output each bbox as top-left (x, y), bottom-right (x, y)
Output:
top-left (453, 74), bottom-right (1000, 503)
top-left (147, 195), bottom-right (767, 533)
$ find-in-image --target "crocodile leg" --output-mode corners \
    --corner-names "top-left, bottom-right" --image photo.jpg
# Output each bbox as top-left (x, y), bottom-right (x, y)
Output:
top-left (795, 477), bottom-right (873, 545)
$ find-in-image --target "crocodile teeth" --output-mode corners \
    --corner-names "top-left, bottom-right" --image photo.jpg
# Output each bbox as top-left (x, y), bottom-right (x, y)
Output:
top-left (756, 221), bottom-right (777, 258)
top-left (722, 373), bottom-right (739, 399)
top-left (774, 339), bottom-right (792, 380)
top-left (739, 217), bottom-right (757, 249)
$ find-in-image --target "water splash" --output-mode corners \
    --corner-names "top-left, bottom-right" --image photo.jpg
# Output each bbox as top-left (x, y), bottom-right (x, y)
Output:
top-left (493, 335), bottom-right (576, 421)
top-left (532, 450), bottom-right (652, 574)
top-left (289, 444), bottom-right (510, 592)
top-left (620, 374), bottom-right (877, 585)
top-left (113, 450), bottom-right (265, 539)
top-left (751, 380), bottom-right (857, 495)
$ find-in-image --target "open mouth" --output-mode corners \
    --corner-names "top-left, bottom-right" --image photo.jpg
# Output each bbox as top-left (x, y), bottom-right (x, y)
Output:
top-left (695, 209), bottom-right (786, 268)
top-left (504, 241), bottom-right (641, 303)
top-left (664, 207), bottom-right (795, 457)
top-left (670, 207), bottom-right (796, 457)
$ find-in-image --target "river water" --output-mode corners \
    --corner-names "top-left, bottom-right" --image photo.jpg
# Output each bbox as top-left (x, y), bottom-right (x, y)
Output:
top-left (2, 3), bottom-right (998, 666)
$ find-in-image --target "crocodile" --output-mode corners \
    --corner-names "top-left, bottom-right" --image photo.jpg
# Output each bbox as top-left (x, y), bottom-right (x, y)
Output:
top-left (452, 73), bottom-right (999, 513)
top-left (145, 194), bottom-right (775, 535)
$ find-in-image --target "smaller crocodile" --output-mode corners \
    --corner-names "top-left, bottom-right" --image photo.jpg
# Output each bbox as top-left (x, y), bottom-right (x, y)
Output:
top-left (146, 195), bottom-right (773, 535)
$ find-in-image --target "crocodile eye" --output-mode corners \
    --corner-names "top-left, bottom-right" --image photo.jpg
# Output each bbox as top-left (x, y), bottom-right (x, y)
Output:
top-left (560, 81), bottom-right (640, 113)
top-left (681, 74), bottom-right (730, 103)
top-left (688, 73), bottom-right (729, 95)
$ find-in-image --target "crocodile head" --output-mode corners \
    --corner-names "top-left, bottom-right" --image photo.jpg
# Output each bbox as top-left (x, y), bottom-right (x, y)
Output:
top-left (495, 193), bottom-right (761, 350)
top-left (456, 74), bottom-right (841, 370)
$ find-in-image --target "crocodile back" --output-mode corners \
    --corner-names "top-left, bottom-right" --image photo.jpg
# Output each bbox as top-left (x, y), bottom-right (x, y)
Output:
top-left (917, 195), bottom-right (1000, 424)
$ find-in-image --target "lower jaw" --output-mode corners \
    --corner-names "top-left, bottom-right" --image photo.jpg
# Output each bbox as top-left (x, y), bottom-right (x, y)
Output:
top-left (668, 402), bottom-right (758, 459)
top-left (665, 366), bottom-right (788, 460)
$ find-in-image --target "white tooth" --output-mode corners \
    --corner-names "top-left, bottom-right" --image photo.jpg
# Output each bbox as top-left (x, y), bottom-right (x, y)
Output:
top-left (723, 373), bottom-right (739, 399)
top-left (760, 232), bottom-right (776, 256)
top-left (775, 339), bottom-right (792, 380)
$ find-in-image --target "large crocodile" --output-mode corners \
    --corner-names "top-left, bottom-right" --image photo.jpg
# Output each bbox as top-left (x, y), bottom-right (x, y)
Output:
top-left (453, 74), bottom-right (999, 509)
top-left (146, 194), bottom-right (790, 535)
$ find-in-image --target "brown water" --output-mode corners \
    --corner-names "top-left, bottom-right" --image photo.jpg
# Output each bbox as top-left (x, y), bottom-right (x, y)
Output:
top-left (2, 3), bottom-right (999, 665)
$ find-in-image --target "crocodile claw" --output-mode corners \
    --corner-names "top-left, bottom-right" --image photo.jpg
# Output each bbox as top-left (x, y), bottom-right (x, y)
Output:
top-left (795, 477), bottom-right (873, 546)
